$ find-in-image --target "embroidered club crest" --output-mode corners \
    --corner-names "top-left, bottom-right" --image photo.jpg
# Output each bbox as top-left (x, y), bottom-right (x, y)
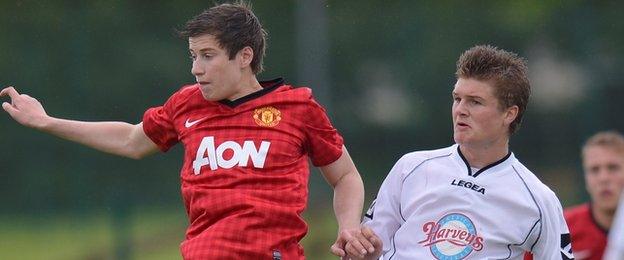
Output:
top-left (253, 106), bottom-right (281, 127)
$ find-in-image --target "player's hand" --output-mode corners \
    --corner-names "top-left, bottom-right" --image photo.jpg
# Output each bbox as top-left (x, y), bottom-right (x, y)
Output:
top-left (330, 227), bottom-right (370, 259)
top-left (330, 226), bottom-right (380, 259)
top-left (1, 86), bottom-right (50, 129)
top-left (344, 226), bottom-right (382, 260)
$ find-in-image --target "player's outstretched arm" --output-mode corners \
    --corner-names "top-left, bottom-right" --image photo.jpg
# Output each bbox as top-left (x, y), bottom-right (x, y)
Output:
top-left (320, 146), bottom-right (369, 258)
top-left (1, 86), bottom-right (159, 159)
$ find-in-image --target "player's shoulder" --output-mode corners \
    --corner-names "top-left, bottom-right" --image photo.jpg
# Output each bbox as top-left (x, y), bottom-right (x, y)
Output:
top-left (156, 83), bottom-right (203, 113)
top-left (267, 79), bottom-right (318, 103)
top-left (509, 161), bottom-right (561, 203)
top-left (509, 161), bottom-right (545, 190)
top-left (393, 145), bottom-right (455, 175)
top-left (270, 82), bottom-right (333, 117)
top-left (275, 85), bottom-right (315, 102)
top-left (163, 83), bottom-right (200, 104)
top-left (399, 145), bottom-right (454, 163)
top-left (174, 83), bottom-right (200, 98)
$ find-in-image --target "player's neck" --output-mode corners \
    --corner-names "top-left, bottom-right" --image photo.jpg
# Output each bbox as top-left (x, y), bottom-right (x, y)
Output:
top-left (459, 140), bottom-right (509, 169)
top-left (228, 75), bottom-right (263, 101)
top-left (591, 203), bottom-right (615, 230)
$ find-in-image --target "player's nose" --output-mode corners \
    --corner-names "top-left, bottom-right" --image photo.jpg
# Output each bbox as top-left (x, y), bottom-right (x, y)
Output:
top-left (191, 60), bottom-right (204, 76)
top-left (453, 102), bottom-right (468, 117)
top-left (596, 169), bottom-right (612, 182)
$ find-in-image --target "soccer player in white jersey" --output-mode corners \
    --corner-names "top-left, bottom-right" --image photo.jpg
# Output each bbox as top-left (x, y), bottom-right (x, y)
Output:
top-left (604, 191), bottom-right (624, 260)
top-left (344, 45), bottom-right (574, 260)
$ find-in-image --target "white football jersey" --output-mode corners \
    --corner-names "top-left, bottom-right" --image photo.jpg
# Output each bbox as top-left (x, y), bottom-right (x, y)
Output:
top-left (363, 145), bottom-right (573, 260)
top-left (604, 192), bottom-right (624, 260)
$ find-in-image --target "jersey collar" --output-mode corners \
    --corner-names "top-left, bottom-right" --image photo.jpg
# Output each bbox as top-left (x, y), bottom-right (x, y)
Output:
top-left (218, 77), bottom-right (285, 108)
top-left (451, 144), bottom-right (514, 178)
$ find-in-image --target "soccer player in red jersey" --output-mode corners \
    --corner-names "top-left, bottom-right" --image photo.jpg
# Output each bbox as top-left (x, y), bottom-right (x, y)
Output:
top-left (0, 3), bottom-right (367, 259)
top-left (525, 131), bottom-right (624, 260)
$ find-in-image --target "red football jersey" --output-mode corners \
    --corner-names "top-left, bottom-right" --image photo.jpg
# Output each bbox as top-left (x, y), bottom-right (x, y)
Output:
top-left (524, 203), bottom-right (607, 260)
top-left (142, 78), bottom-right (344, 259)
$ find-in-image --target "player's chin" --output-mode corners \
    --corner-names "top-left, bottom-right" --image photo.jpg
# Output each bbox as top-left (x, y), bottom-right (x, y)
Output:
top-left (453, 132), bottom-right (469, 144)
top-left (598, 201), bottom-right (619, 212)
top-left (200, 90), bottom-right (221, 101)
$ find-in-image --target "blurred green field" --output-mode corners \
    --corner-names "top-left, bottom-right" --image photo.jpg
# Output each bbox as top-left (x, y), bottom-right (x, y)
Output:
top-left (0, 208), bottom-right (184, 260)
top-left (0, 207), bottom-right (340, 260)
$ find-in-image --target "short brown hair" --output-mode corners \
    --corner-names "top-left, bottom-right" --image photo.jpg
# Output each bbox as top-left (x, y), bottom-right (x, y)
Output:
top-left (178, 2), bottom-right (267, 74)
top-left (582, 131), bottom-right (624, 157)
top-left (456, 45), bottom-right (530, 134)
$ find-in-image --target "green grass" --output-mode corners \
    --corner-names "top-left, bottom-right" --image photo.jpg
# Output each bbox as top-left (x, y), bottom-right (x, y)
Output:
top-left (0, 208), bottom-right (186, 260)
top-left (0, 213), bottom-right (115, 259)
top-left (0, 207), bottom-right (341, 259)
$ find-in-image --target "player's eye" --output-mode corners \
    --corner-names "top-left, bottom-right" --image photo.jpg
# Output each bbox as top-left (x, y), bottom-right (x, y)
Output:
top-left (189, 54), bottom-right (197, 61)
top-left (588, 166), bottom-right (600, 174)
top-left (471, 100), bottom-right (481, 105)
top-left (607, 164), bottom-right (621, 172)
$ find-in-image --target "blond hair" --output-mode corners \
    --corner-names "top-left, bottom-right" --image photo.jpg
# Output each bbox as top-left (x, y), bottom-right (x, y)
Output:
top-left (582, 131), bottom-right (624, 157)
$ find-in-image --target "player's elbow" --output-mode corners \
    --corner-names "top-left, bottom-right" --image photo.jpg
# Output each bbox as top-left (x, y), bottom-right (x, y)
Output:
top-left (120, 124), bottom-right (157, 160)
top-left (122, 144), bottom-right (154, 160)
top-left (332, 171), bottom-right (365, 199)
top-left (125, 150), bottom-right (146, 160)
top-left (118, 139), bottom-right (149, 160)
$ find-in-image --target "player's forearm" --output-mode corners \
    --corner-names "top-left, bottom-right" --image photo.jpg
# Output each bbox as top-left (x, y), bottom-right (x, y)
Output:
top-left (40, 117), bottom-right (145, 158)
top-left (333, 171), bottom-right (365, 230)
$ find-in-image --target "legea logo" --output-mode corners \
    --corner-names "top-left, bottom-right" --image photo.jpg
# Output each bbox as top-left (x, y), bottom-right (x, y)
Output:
top-left (418, 213), bottom-right (484, 260)
top-left (192, 136), bottom-right (271, 174)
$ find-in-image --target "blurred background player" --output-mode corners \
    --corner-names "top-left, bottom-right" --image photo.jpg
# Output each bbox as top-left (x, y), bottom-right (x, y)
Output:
top-left (346, 45), bottom-right (573, 260)
top-left (561, 131), bottom-right (624, 260)
top-left (526, 131), bottom-right (624, 260)
top-left (0, 2), bottom-right (366, 259)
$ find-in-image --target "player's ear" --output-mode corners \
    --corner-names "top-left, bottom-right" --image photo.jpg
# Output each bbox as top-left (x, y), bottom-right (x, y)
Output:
top-left (504, 105), bottom-right (518, 126)
top-left (237, 46), bottom-right (254, 69)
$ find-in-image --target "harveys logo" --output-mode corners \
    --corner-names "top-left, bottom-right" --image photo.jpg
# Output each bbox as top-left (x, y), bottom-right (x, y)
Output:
top-left (253, 106), bottom-right (281, 127)
top-left (418, 213), bottom-right (484, 260)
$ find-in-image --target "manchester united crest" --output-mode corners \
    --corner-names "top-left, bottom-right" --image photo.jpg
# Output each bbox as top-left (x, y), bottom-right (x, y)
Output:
top-left (253, 106), bottom-right (281, 127)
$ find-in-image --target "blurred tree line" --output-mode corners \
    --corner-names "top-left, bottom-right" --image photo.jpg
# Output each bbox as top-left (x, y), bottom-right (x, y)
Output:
top-left (1, 0), bottom-right (623, 232)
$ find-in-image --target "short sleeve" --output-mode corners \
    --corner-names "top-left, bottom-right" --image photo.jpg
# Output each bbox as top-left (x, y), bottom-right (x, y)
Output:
top-left (142, 95), bottom-right (179, 152)
top-left (530, 190), bottom-right (574, 260)
top-left (303, 98), bottom-right (344, 167)
top-left (362, 155), bottom-right (408, 256)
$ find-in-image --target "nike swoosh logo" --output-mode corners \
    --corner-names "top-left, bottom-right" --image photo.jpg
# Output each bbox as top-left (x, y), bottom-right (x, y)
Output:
top-left (185, 117), bottom-right (207, 128)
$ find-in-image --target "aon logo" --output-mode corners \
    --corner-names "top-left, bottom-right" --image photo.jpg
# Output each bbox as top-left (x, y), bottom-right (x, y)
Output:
top-left (192, 136), bottom-right (271, 175)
